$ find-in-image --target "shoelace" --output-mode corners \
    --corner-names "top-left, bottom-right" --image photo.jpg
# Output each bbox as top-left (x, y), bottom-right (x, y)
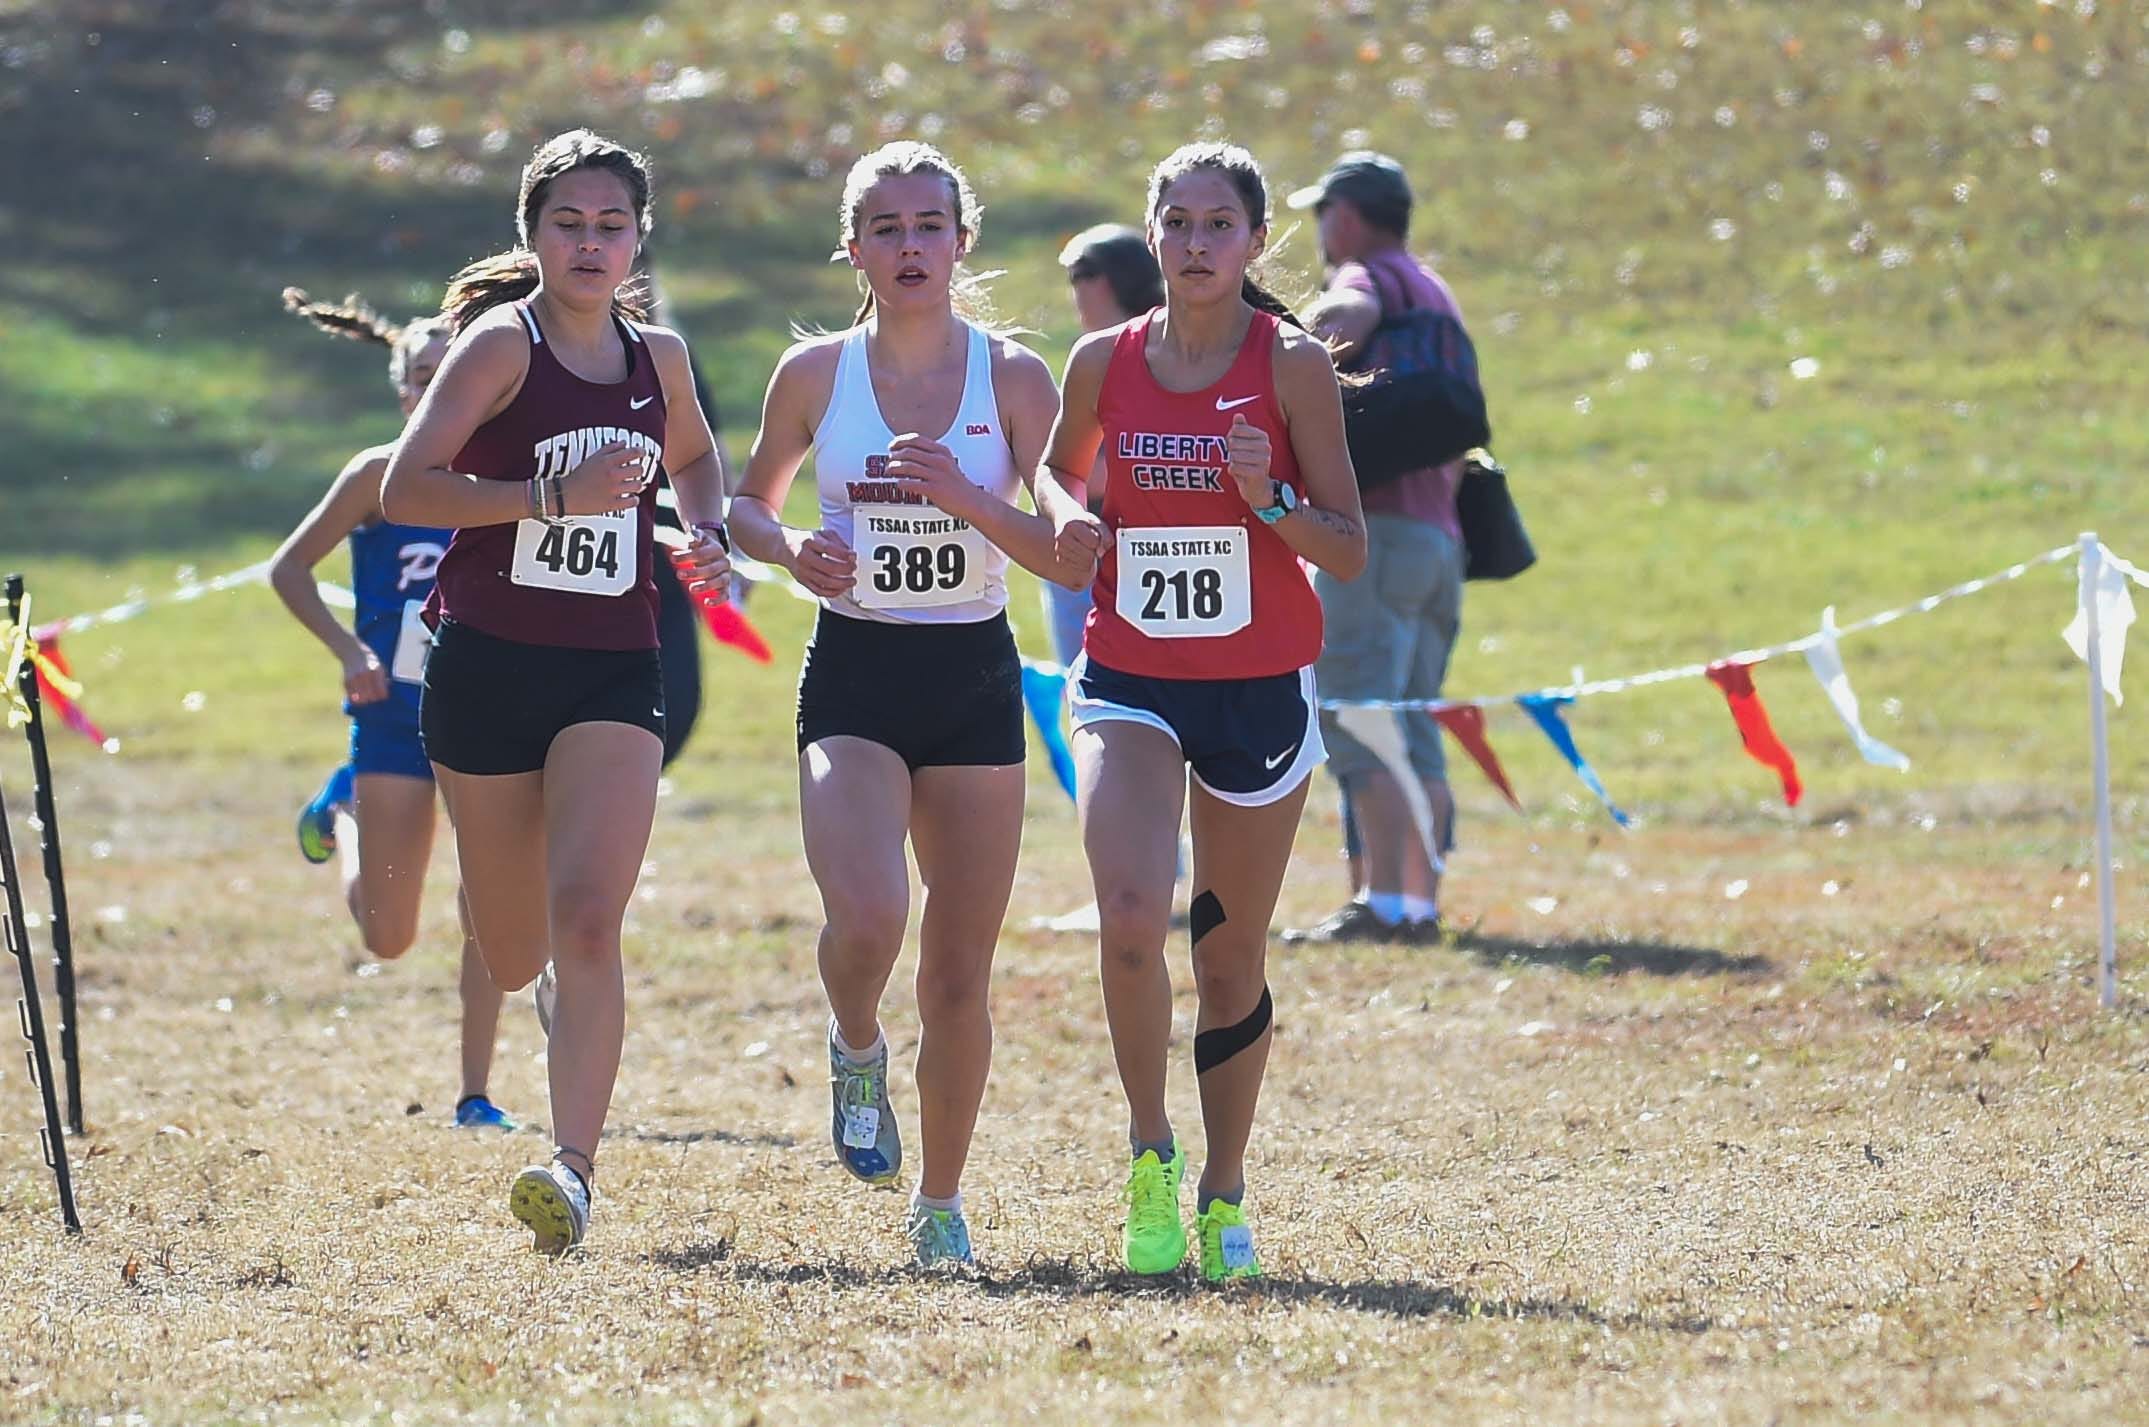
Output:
top-left (838, 1061), bottom-right (880, 1112)
top-left (1126, 1161), bottom-right (1176, 1232)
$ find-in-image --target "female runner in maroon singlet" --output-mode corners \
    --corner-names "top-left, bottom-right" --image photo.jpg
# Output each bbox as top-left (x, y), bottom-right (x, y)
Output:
top-left (382, 130), bottom-right (731, 1253)
top-left (1033, 143), bottom-right (1366, 1282)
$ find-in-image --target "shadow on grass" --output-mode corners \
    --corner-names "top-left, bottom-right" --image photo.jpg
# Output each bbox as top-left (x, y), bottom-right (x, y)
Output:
top-left (646, 1243), bottom-right (1712, 1332)
top-left (1450, 929), bottom-right (1771, 979)
top-left (621, 1125), bottom-right (799, 1149)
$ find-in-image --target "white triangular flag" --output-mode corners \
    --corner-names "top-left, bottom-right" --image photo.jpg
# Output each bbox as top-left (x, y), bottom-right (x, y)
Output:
top-left (1332, 705), bottom-right (1443, 873)
top-left (1803, 607), bottom-right (1910, 770)
top-left (2063, 557), bottom-right (2134, 705)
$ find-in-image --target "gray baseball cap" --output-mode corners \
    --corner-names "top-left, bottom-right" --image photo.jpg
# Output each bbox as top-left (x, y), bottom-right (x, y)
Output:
top-left (1285, 150), bottom-right (1414, 219)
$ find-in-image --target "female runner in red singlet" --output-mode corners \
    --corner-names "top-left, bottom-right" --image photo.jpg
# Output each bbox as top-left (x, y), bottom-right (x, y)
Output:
top-left (382, 130), bottom-right (732, 1252)
top-left (1033, 143), bottom-right (1366, 1282)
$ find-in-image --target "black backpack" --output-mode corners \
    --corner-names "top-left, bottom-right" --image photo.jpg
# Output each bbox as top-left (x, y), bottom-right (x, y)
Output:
top-left (1337, 259), bottom-right (1491, 490)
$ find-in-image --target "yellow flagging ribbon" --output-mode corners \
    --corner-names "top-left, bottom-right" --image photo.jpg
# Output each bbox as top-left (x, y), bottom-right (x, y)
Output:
top-left (1, 596), bottom-right (84, 730)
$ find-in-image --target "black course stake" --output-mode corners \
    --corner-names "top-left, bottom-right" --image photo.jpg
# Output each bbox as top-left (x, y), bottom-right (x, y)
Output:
top-left (5, 574), bottom-right (81, 1135)
top-left (0, 769), bottom-right (80, 1232)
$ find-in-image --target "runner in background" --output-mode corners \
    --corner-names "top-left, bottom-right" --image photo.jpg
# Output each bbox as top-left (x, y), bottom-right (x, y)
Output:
top-left (269, 288), bottom-right (516, 1132)
top-left (1047, 225), bottom-right (1162, 665)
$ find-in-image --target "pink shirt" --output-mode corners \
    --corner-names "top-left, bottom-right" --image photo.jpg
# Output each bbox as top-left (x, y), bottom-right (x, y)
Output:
top-left (1334, 249), bottom-right (1466, 541)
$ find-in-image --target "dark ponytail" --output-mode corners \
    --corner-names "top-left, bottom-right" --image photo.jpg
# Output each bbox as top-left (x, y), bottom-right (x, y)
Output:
top-left (282, 286), bottom-right (454, 386)
top-left (1240, 276), bottom-right (1304, 331)
top-left (442, 250), bottom-right (541, 332)
top-left (449, 129), bottom-right (657, 333)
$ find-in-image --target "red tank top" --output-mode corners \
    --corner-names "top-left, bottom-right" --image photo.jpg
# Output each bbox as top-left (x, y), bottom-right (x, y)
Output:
top-left (1084, 309), bottom-right (1323, 679)
top-left (428, 300), bottom-right (666, 650)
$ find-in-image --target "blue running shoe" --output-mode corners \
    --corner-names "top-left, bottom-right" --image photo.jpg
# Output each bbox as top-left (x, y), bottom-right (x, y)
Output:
top-left (455, 1094), bottom-right (518, 1131)
top-left (296, 764), bottom-right (355, 865)
top-left (907, 1200), bottom-right (975, 1267)
top-left (828, 1025), bottom-right (901, 1185)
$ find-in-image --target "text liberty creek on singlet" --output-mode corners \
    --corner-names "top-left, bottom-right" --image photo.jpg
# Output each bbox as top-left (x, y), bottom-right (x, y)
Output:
top-left (1120, 431), bottom-right (1230, 493)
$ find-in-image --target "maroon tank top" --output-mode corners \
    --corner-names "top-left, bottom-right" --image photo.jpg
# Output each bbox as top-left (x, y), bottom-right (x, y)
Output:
top-left (427, 299), bottom-right (667, 650)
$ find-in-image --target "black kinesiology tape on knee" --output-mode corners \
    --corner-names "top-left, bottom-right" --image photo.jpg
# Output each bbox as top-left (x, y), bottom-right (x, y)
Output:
top-left (1194, 984), bottom-right (1273, 1075)
top-left (1189, 890), bottom-right (1226, 945)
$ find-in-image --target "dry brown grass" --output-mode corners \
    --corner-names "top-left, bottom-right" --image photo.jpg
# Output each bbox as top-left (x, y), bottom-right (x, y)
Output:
top-left (4, 748), bottom-right (2147, 1427)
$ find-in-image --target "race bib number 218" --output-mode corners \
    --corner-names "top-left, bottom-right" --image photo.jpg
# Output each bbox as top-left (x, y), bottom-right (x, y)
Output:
top-left (1115, 524), bottom-right (1251, 639)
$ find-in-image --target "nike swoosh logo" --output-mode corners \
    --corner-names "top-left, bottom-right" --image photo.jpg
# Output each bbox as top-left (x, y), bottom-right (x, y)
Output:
top-left (1215, 395), bottom-right (1260, 412)
top-left (630, 395), bottom-right (655, 410)
top-left (1264, 743), bottom-right (1299, 770)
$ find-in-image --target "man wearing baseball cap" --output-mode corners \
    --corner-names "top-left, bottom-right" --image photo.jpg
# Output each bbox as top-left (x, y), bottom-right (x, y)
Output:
top-left (1283, 151), bottom-right (1474, 947)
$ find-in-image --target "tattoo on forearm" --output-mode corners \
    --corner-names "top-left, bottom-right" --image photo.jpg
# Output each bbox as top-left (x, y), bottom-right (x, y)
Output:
top-left (1296, 505), bottom-right (1360, 539)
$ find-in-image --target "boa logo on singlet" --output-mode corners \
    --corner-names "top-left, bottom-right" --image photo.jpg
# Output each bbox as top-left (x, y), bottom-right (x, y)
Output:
top-left (1117, 431), bottom-right (1227, 493)
top-left (846, 452), bottom-right (927, 506)
top-left (531, 426), bottom-right (664, 484)
top-left (395, 541), bottom-right (445, 592)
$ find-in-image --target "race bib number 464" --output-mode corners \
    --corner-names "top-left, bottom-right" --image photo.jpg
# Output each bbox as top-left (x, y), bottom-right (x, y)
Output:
top-left (510, 512), bottom-right (637, 597)
top-left (854, 503), bottom-right (988, 610)
top-left (1115, 524), bottom-right (1251, 639)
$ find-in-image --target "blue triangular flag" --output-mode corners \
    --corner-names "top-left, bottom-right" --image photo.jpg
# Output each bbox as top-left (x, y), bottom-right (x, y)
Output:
top-left (1518, 693), bottom-right (1632, 827)
top-left (1020, 661), bottom-right (1078, 803)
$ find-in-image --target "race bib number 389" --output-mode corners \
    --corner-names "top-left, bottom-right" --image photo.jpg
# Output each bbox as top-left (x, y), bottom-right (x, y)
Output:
top-left (510, 512), bottom-right (637, 597)
top-left (854, 502), bottom-right (988, 610)
top-left (1115, 524), bottom-right (1251, 639)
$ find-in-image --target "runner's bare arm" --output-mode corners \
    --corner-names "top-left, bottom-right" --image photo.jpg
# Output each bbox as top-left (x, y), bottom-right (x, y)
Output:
top-left (380, 320), bottom-right (536, 527)
top-left (731, 338), bottom-right (856, 598)
top-left (1265, 331), bottom-right (1368, 579)
top-left (383, 316), bottom-right (647, 526)
top-left (271, 448), bottom-right (390, 674)
top-left (646, 326), bottom-right (726, 531)
top-left (1031, 332), bottom-right (1115, 586)
top-left (646, 326), bottom-right (731, 600)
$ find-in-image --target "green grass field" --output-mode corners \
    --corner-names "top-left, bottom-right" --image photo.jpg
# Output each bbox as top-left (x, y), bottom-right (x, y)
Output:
top-left (4, 3), bottom-right (2149, 1423)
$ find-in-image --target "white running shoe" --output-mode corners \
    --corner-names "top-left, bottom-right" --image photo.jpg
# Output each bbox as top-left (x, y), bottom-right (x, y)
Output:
top-left (1027, 900), bottom-right (1101, 934)
top-left (533, 962), bottom-right (558, 1037)
top-left (509, 1159), bottom-right (589, 1253)
top-left (828, 1027), bottom-right (901, 1185)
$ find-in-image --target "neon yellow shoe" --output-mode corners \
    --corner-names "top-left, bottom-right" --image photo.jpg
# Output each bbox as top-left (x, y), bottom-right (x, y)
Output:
top-left (1196, 1198), bottom-right (1261, 1283)
top-left (1122, 1144), bottom-right (1188, 1275)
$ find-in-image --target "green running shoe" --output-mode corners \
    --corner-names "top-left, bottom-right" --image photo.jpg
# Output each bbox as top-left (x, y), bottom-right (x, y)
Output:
top-left (295, 764), bottom-right (353, 865)
top-left (1196, 1198), bottom-right (1262, 1283)
top-left (1121, 1143), bottom-right (1188, 1275)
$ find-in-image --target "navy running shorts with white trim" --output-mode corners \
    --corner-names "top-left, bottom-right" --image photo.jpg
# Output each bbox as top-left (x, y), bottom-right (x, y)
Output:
top-left (1068, 654), bottom-right (1325, 807)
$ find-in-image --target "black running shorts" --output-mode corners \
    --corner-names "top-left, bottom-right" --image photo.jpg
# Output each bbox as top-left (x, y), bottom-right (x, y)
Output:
top-left (420, 618), bottom-right (666, 776)
top-left (796, 608), bottom-right (1024, 770)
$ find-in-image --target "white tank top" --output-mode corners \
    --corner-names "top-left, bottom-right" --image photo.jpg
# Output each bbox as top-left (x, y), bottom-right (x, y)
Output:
top-left (810, 321), bottom-right (1020, 624)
